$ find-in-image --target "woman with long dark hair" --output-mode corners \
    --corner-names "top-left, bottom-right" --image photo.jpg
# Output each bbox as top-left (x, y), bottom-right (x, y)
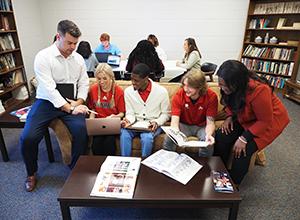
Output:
top-left (214, 60), bottom-right (289, 185)
top-left (76, 41), bottom-right (99, 76)
top-left (176, 38), bottom-right (201, 71)
top-left (126, 40), bottom-right (164, 81)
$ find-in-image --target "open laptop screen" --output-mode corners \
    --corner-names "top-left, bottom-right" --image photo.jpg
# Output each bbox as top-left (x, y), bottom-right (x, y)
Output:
top-left (95, 52), bottom-right (111, 63)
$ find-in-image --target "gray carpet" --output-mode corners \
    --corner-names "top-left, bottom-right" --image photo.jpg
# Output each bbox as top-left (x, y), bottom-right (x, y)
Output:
top-left (0, 95), bottom-right (299, 220)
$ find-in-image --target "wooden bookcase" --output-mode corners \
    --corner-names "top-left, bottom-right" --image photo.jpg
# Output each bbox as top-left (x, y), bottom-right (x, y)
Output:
top-left (0, 0), bottom-right (29, 113)
top-left (241, 0), bottom-right (300, 102)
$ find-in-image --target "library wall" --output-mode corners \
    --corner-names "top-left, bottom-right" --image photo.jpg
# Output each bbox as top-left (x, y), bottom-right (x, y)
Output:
top-left (12, 0), bottom-right (249, 82)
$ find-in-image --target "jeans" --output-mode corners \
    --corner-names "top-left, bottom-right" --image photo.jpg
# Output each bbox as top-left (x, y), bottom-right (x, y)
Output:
top-left (120, 127), bottom-right (162, 157)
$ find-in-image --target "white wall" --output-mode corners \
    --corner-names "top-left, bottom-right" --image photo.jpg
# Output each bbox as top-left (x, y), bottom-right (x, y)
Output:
top-left (12, 0), bottom-right (45, 83)
top-left (13, 0), bottom-right (249, 80)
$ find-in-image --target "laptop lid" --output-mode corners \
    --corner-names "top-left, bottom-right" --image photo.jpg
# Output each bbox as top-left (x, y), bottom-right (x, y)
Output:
top-left (85, 118), bottom-right (121, 135)
top-left (95, 52), bottom-right (111, 63)
top-left (107, 55), bottom-right (121, 67)
top-left (56, 83), bottom-right (74, 100)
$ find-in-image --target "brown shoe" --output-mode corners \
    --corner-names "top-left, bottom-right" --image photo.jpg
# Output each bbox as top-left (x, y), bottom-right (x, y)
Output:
top-left (25, 175), bottom-right (37, 192)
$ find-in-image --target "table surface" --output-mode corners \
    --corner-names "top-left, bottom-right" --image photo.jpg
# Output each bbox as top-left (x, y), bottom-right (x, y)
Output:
top-left (112, 60), bottom-right (186, 82)
top-left (58, 155), bottom-right (241, 203)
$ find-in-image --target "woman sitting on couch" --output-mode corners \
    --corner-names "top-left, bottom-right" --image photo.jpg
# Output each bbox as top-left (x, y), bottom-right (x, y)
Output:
top-left (88, 63), bottom-right (125, 155)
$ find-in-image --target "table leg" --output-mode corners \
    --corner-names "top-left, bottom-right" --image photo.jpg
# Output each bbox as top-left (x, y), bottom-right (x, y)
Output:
top-left (228, 203), bottom-right (239, 220)
top-left (60, 202), bottom-right (71, 220)
top-left (0, 128), bottom-right (9, 162)
top-left (45, 128), bottom-right (54, 163)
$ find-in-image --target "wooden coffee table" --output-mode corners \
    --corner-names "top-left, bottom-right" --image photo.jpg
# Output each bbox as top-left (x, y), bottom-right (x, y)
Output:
top-left (58, 155), bottom-right (241, 220)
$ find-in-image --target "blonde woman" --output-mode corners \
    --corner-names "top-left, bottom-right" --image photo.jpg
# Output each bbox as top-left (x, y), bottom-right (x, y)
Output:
top-left (88, 63), bottom-right (125, 155)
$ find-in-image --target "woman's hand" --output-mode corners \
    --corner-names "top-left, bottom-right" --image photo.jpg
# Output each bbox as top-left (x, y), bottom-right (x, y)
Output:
top-left (221, 116), bottom-right (233, 135)
top-left (233, 138), bottom-right (247, 159)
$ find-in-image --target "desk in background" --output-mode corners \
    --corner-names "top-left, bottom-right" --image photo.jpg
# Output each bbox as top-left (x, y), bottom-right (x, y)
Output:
top-left (113, 60), bottom-right (186, 82)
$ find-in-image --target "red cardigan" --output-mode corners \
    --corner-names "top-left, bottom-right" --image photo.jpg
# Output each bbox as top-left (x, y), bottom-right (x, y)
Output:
top-left (226, 79), bottom-right (290, 150)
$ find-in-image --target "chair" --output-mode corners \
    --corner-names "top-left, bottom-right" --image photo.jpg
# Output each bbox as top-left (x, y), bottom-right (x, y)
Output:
top-left (201, 62), bottom-right (217, 82)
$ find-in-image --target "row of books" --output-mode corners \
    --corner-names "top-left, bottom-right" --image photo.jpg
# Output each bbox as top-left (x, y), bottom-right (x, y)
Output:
top-left (0, 53), bottom-right (15, 72)
top-left (242, 58), bottom-right (294, 76)
top-left (243, 45), bottom-right (295, 61)
top-left (0, 33), bottom-right (15, 51)
top-left (254, 2), bottom-right (300, 14)
top-left (0, 0), bottom-right (12, 11)
top-left (1, 15), bottom-right (10, 31)
top-left (248, 18), bottom-right (270, 29)
top-left (259, 74), bottom-right (286, 89)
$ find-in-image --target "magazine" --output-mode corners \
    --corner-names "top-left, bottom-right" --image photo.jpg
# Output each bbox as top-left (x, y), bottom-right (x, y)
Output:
top-left (10, 105), bottom-right (31, 122)
top-left (161, 126), bottom-right (209, 147)
top-left (90, 156), bottom-right (141, 199)
top-left (211, 171), bottom-right (234, 193)
top-left (141, 149), bottom-right (202, 185)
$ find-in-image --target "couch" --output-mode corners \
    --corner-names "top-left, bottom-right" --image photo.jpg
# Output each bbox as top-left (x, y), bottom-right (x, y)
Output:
top-left (49, 79), bottom-right (266, 168)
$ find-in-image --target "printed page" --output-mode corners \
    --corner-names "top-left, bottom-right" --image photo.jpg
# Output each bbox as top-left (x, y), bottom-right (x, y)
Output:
top-left (165, 154), bottom-right (203, 185)
top-left (90, 156), bottom-right (141, 199)
top-left (141, 149), bottom-right (180, 173)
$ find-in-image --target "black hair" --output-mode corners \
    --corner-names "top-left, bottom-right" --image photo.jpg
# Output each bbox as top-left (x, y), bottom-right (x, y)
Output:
top-left (217, 60), bottom-right (271, 114)
top-left (147, 34), bottom-right (159, 47)
top-left (126, 40), bottom-right (164, 75)
top-left (76, 41), bottom-right (92, 59)
top-left (132, 63), bottom-right (150, 78)
top-left (57, 20), bottom-right (81, 38)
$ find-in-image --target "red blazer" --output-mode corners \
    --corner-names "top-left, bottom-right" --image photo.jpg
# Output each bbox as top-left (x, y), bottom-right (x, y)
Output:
top-left (226, 79), bottom-right (290, 150)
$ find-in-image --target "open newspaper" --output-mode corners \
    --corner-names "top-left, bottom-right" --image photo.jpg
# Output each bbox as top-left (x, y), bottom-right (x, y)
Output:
top-left (141, 149), bottom-right (203, 185)
top-left (161, 126), bottom-right (209, 147)
top-left (90, 156), bottom-right (141, 199)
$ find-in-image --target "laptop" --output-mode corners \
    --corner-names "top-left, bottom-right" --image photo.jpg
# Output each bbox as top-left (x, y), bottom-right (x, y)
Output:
top-left (56, 83), bottom-right (74, 100)
top-left (107, 55), bottom-right (121, 67)
top-left (85, 118), bottom-right (121, 135)
top-left (95, 52), bottom-right (111, 63)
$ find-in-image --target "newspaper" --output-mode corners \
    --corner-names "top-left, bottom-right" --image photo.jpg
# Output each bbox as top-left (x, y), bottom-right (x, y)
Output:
top-left (90, 156), bottom-right (141, 199)
top-left (162, 126), bottom-right (209, 147)
top-left (141, 149), bottom-right (203, 185)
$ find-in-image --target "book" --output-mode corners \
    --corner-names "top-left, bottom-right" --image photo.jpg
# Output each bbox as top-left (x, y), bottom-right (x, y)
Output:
top-left (10, 105), bottom-right (31, 122)
top-left (211, 171), bottom-right (234, 193)
top-left (126, 120), bottom-right (152, 132)
top-left (141, 149), bottom-right (203, 185)
top-left (161, 126), bottom-right (209, 147)
top-left (90, 156), bottom-right (141, 199)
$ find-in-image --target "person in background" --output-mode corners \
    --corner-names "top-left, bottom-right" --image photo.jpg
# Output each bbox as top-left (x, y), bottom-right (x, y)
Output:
top-left (87, 63), bottom-right (125, 155)
top-left (77, 41), bottom-right (99, 77)
top-left (94, 33), bottom-right (121, 56)
top-left (20, 20), bottom-right (90, 192)
top-left (163, 69), bottom-right (218, 156)
top-left (147, 34), bottom-right (167, 62)
top-left (176, 38), bottom-right (201, 71)
top-left (120, 63), bottom-right (170, 157)
top-left (126, 40), bottom-right (164, 81)
top-left (214, 60), bottom-right (290, 186)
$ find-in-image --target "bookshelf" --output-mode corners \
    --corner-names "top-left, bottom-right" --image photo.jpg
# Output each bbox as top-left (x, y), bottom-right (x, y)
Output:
top-left (0, 0), bottom-right (30, 113)
top-left (241, 0), bottom-right (300, 99)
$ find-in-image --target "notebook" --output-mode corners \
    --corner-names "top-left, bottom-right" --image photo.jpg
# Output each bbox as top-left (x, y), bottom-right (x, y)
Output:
top-left (56, 83), bottom-right (74, 100)
top-left (85, 118), bottom-right (121, 135)
top-left (107, 55), bottom-right (121, 67)
top-left (95, 52), bottom-right (111, 63)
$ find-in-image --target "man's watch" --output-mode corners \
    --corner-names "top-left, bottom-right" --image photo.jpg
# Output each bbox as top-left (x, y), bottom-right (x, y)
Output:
top-left (70, 106), bottom-right (75, 114)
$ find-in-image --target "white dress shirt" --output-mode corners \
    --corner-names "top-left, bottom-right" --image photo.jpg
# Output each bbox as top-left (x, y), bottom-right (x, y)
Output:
top-left (34, 44), bottom-right (89, 108)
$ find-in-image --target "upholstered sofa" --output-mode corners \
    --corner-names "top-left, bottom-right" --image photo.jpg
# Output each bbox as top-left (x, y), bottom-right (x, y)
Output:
top-left (49, 79), bottom-right (265, 169)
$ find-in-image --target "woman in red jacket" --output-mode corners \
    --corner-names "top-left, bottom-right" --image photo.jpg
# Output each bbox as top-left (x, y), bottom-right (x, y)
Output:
top-left (214, 60), bottom-right (290, 185)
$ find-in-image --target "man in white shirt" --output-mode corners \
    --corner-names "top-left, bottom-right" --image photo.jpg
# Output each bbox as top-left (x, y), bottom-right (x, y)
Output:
top-left (20, 20), bottom-right (89, 192)
top-left (120, 63), bottom-right (170, 157)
